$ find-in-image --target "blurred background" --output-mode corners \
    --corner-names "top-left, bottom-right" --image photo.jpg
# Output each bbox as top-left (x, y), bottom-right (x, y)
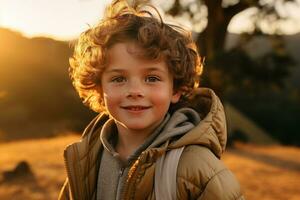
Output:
top-left (0, 0), bottom-right (299, 199)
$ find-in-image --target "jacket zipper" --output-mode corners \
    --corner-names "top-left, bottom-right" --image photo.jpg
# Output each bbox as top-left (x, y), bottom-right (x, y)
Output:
top-left (116, 166), bottom-right (125, 200)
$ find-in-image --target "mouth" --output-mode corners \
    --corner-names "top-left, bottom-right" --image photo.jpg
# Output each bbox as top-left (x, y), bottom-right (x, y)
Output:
top-left (121, 105), bottom-right (151, 111)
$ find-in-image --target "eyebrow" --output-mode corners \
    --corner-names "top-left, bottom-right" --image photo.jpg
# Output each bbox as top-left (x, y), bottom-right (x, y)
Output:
top-left (146, 67), bottom-right (167, 73)
top-left (104, 68), bottom-right (125, 73)
top-left (104, 67), bottom-right (167, 73)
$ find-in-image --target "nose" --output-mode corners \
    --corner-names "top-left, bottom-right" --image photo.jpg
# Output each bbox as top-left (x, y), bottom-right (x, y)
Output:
top-left (126, 79), bottom-right (144, 98)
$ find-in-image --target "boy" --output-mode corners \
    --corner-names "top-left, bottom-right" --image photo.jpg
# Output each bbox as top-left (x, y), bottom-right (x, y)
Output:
top-left (59, 0), bottom-right (244, 199)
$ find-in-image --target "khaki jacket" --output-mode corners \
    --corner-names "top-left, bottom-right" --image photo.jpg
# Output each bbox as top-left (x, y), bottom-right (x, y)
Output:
top-left (58, 88), bottom-right (245, 200)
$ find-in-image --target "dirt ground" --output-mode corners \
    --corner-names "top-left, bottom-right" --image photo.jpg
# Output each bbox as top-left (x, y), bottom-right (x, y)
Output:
top-left (0, 135), bottom-right (299, 200)
top-left (223, 143), bottom-right (300, 200)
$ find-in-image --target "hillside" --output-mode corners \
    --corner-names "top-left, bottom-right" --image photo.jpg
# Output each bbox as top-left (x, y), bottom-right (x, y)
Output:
top-left (0, 28), bottom-right (96, 140)
top-left (0, 135), bottom-right (299, 199)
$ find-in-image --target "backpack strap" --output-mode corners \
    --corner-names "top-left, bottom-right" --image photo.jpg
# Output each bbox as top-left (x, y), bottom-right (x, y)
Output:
top-left (154, 146), bottom-right (185, 200)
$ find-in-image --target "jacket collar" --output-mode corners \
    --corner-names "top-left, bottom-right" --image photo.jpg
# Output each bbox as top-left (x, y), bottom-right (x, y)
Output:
top-left (169, 88), bottom-right (227, 158)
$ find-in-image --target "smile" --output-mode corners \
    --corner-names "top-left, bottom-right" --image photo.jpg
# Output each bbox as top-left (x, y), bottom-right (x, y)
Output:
top-left (121, 106), bottom-right (151, 111)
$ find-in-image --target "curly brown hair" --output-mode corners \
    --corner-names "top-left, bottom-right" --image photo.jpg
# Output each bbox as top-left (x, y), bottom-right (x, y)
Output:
top-left (69, 0), bottom-right (203, 113)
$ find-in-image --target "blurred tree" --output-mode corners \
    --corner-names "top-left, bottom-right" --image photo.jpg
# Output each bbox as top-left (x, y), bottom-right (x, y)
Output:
top-left (155, 0), bottom-right (299, 95)
top-left (153, 0), bottom-right (300, 145)
top-left (165, 0), bottom-right (298, 58)
top-left (212, 34), bottom-right (296, 94)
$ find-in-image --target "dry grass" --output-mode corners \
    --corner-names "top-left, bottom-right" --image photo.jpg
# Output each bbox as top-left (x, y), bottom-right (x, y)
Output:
top-left (0, 134), bottom-right (79, 200)
top-left (0, 135), bottom-right (299, 199)
top-left (223, 143), bottom-right (300, 200)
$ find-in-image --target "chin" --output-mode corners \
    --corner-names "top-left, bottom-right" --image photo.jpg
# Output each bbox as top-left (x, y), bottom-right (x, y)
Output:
top-left (125, 124), bottom-right (149, 131)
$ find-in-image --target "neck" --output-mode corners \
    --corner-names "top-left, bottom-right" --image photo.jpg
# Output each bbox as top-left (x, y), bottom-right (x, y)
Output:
top-left (114, 123), bottom-right (157, 161)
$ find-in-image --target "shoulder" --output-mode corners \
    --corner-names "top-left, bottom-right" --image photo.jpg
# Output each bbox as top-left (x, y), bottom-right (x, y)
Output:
top-left (176, 145), bottom-right (244, 199)
top-left (177, 145), bottom-right (225, 186)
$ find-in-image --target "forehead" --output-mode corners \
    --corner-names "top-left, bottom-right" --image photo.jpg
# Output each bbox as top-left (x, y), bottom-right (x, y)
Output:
top-left (106, 42), bottom-right (169, 72)
top-left (108, 41), bottom-right (143, 59)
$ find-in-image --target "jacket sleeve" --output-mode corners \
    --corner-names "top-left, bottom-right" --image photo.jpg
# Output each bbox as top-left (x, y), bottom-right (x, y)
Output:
top-left (58, 178), bottom-right (71, 200)
top-left (196, 168), bottom-right (245, 200)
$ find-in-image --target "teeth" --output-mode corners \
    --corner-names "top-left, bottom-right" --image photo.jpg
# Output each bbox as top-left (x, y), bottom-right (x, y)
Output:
top-left (130, 107), bottom-right (142, 110)
top-left (125, 106), bottom-right (147, 111)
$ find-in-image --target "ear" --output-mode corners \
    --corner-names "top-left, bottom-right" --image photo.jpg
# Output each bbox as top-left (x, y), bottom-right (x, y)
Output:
top-left (171, 91), bottom-right (181, 103)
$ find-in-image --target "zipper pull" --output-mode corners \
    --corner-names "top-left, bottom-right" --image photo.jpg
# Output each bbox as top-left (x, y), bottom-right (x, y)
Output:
top-left (119, 167), bottom-right (125, 177)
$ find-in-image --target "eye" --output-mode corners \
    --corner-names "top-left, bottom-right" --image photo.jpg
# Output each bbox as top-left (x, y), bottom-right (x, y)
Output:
top-left (111, 76), bottom-right (126, 83)
top-left (145, 76), bottom-right (161, 82)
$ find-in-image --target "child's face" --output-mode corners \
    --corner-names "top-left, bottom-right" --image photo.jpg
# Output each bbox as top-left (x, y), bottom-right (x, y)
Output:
top-left (101, 42), bottom-right (180, 134)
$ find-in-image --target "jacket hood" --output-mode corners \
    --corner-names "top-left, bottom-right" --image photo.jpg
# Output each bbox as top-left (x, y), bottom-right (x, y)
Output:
top-left (169, 88), bottom-right (227, 158)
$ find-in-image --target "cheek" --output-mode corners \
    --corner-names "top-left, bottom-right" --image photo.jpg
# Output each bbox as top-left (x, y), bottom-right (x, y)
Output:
top-left (149, 88), bottom-right (173, 106)
top-left (102, 82), bottom-right (120, 102)
top-left (103, 91), bottom-right (119, 107)
top-left (103, 96), bottom-right (119, 117)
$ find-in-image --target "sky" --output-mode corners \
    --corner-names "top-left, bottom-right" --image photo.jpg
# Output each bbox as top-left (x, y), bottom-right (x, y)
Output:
top-left (0, 0), bottom-right (111, 40)
top-left (0, 0), bottom-right (300, 41)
